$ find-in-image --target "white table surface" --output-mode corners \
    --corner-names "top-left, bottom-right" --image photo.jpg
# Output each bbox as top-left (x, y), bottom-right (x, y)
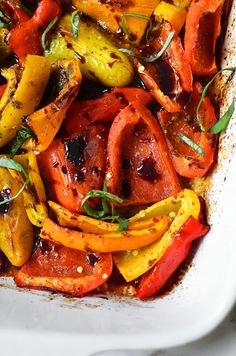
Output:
top-left (2, 302), bottom-right (235, 356)
top-left (92, 303), bottom-right (236, 356)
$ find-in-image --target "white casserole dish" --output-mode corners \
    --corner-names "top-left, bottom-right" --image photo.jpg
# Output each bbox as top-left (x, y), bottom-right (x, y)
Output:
top-left (0, 2), bottom-right (236, 355)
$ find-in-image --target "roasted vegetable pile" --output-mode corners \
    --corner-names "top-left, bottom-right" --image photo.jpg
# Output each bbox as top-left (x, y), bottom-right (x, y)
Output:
top-left (0, 0), bottom-right (235, 299)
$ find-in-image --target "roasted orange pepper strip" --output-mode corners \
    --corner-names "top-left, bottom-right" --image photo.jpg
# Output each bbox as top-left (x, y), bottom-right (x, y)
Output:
top-left (40, 215), bottom-right (170, 253)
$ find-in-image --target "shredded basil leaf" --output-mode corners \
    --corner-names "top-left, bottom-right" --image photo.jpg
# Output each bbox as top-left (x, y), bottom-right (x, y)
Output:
top-left (41, 16), bottom-right (59, 51)
top-left (0, 157), bottom-right (28, 179)
top-left (101, 181), bottom-right (109, 215)
top-left (119, 30), bottom-right (175, 63)
top-left (196, 67), bottom-right (236, 132)
top-left (0, 157), bottom-right (29, 205)
top-left (121, 13), bottom-right (152, 42)
top-left (82, 183), bottom-right (129, 231)
top-left (10, 126), bottom-right (35, 158)
top-left (209, 99), bottom-right (235, 134)
top-left (0, 22), bottom-right (9, 29)
top-left (0, 9), bottom-right (11, 28)
top-left (177, 133), bottom-right (204, 158)
top-left (82, 187), bottom-right (123, 219)
top-left (71, 10), bottom-right (80, 38)
top-left (117, 218), bottom-right (129, 232)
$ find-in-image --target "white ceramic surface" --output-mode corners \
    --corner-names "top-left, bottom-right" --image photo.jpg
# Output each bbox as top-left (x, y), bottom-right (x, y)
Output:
top-left (0, 3), bottom-right (236, 355)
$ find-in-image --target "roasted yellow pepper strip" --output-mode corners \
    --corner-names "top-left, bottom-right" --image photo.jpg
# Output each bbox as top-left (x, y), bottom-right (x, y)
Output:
top-left (0, 65), bottom-right (19, 113)
top-left (45, 34), bottom-right (75, 64)
top-left (0, 55), bottom-right (50, 148)
top-left (40, 215), bottom-right (170, 252)
top-left (49, 15), bottom-right (134, 87)
top-left (72, 0), bottom-right (159, 44)
top-left (154, 1), bottom-right (187, 33)
top-left (49, 200), bottom-right (167, 234)
top-left (113, 189), bottom-right (201, 282)
top-left (0, 168), bottom-right (34, 267)
top-left (8, 152), bottom-right (48, 227)
top-left (26, 59), bottom-right (82, 152)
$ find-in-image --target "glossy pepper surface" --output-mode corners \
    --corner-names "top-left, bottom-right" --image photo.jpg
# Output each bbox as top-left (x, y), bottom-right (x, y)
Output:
top-left (114, 189), bottom-right (201, 281)
top-left (37, 122), bottom-right (108, 213)
top-left (134, 21), bottom-right (193, 113)
top-left (0, 55), bottom-right (50, 148)
top-left (158, 82), bottom-right (217, 178)
top-left (27, 59), bottom-right (82, 152)
top-left (106, 100), bottom-right (181, 206)
top-left (0, 168), bottom-right (34, 267)
top-left (15, 240), bottom-right (113, 296)
top-left (7, 0), bottom-right (61, 62)
top-left (40, 215), bottom-right (170, 253)
top-left (64, 87), bottom-right (153, 132)
top-left (72, 0), bottom-right (160, 44)
top-left (48, 200), bottom-right (169, 234)
top-left (10, 152), bottom-right (48, 227)
top-left (184, 0), bottom-right (223, 76)
top-left (136, 216), bottom-right (209, 298)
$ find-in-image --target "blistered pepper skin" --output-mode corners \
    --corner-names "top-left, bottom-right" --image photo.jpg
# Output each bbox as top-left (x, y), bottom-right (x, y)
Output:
top-left (46, 15), bottom-right (134, 87)
top-left (0, 168), bottom-right (34, 267)
top-left (114, 189), bottom-right (201, 281)
top-left (0, 55), bottom-right (50, 148)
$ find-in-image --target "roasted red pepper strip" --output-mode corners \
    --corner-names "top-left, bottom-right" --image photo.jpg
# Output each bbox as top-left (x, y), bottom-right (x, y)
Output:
top-left (184, 0), bottom-right (223, 76)
top-left (64, 87), bottom-right (153, 135)
top-left (15, 241), bottom-right (113, 297)
top-left (0, 84), bottom-right (6, 98)
top-left (133, 21), bottom-right (193, 113)
top-left (106, 101), bottom-right (181, 206)
top-left (158, 82), bottom-right (217, 178)
top-left (37, 124), bottom-right (108, 213)
top-left (136, 216), bottom-right (209, 299)
top-left (7, 0), bottom-right (61, 61)
top-left (2, 0), bottom-right (30, 25)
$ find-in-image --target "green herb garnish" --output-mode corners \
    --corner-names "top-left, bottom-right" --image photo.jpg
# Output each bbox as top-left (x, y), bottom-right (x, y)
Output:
top-left (41, 16), bottom-right (59, 51)
top-left (119, 30), bottom-right (175, 63)
top-left (0, 157), bottom-right (29, 205)
top-left (196, 67), bottom-right (236, 132)
top-left (177, 133), bottom-right (204, 158)
top-left (82, 184), bottom-right (123, 219)
top-left (121, 13), bottom-right (152, 42)
top-left (116, 218), bottom-right (129, 232)
top-left (71, 10), bottom-right (80, 38)
top-left (0, 9), bottom-right (11, 29)
top-left (209, 99), bottom-right (235, 134)
top-left (82, 182), bottom-right (129, 232)
top-left (10, 126), bottom-right (35, 158)
top-left (0, 22), bottom-right (9, 29)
